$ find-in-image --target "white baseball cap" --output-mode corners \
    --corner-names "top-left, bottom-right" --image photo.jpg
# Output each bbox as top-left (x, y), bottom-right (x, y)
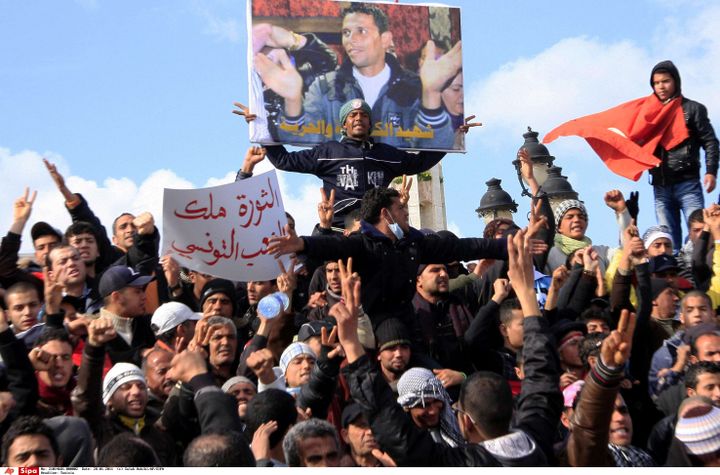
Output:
top-left (151, 302), bottom-right (202, 336)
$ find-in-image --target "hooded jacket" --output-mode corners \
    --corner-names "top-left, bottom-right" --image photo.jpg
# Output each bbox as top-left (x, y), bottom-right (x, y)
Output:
top-left (649, 60), bottom-right (719, 186)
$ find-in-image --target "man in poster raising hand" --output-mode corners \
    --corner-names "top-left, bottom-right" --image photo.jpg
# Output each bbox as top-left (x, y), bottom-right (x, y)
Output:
top-left (253, 3), bottom-right (462, 149)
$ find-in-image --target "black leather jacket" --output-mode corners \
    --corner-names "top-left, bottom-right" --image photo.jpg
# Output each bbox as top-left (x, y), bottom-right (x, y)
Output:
top-left (650, 98), bottom-right (719, 185)
top-left (648, 60), bottom-right (719, 186)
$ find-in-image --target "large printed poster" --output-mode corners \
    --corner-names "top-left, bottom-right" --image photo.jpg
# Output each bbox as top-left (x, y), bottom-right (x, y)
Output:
top-left (247, 0), bottom-right (464, 152)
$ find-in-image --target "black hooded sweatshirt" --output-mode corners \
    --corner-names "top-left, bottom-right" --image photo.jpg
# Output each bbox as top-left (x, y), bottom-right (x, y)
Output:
top-left (648, 60), bottom-right (719, 186)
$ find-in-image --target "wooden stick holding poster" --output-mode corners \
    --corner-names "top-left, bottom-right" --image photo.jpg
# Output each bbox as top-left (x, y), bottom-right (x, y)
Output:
top-left (162, 170), bottom-right (290, 281)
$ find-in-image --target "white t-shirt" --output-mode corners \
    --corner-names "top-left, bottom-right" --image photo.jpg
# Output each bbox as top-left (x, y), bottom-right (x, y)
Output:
top-left (352, 64), bottom-right (391, 109)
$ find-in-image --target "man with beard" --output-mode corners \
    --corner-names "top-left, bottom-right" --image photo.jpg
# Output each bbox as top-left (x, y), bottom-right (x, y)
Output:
top-left (142, 349), bottom-right (175, 418)
top-left (560, 310), bottom-right (656, 467)
top-left (374, 318), bottom-right (412, 395)
top-left (412, 263), bottom-right (475, 373)
top-left (221, 376), bottom-right (257, 421)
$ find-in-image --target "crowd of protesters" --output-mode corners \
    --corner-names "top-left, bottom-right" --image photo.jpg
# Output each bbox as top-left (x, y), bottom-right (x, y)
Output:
top-left (1, 51), bottom-right (719, 468)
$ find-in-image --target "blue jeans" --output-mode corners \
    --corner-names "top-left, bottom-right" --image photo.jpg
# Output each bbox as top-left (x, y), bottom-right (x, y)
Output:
top-left (654, 179), bottom-right (705, 251)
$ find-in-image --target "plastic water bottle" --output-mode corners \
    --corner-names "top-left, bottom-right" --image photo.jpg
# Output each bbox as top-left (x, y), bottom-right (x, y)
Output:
top-left (257, 291), bottom-right (290, 319)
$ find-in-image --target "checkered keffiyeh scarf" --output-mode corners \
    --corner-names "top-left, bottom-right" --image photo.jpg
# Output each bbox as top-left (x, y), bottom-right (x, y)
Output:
top-left (396, 368), bottom-right (465, 448)
top-left (608, 444), bottom-right (655, 467)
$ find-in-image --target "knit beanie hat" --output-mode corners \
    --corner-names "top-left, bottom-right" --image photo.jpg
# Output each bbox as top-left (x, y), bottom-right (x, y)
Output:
top-left (675, 405), bottom-right (720, 455)
top-left (199, 279), bottom-right (238, 316)
top-left (339, 99), bottom-right (372, 130)
top-left (279, 342), bottom-right (315, 376)
top-left (642, 225), bottom-right (674, 250)
top-left (221, 376), bottom-right (257, 393)
top-left (375, 318), bottom-right (411, 352)
top-left (553, 199), bottom-right (588, 228)
top-left (103, 363), bottom-right (145, 405)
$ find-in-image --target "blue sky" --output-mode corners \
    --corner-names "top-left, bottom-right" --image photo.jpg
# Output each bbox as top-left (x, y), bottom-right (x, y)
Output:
top-left (2, 0), bottom-right (719, 253)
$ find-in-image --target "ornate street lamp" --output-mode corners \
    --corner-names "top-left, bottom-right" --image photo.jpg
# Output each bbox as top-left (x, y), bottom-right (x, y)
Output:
top-left (541, 166), bottom-right (579, 199)
top-left (512, 127), bottom-right (555, 197)
top-left (476, 178), bottom-right (518, 223)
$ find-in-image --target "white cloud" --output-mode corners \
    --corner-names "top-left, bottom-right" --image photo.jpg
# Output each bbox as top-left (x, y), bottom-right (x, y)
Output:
top-left (447, 221), bottom-right (463, 238)
top-left (1, 148), bottom-right (323, 254)
top-left (194, 6), bottom-right (242, 43)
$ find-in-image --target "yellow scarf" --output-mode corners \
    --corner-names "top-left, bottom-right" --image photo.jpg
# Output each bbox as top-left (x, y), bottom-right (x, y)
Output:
top-left (118, 414), bottom-right (146, 435)
top-left (554, 233), bottom-right (592, 256)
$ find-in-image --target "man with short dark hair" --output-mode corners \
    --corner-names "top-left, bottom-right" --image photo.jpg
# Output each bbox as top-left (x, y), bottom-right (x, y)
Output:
top-left (283, 418), bottom-right (341, 467)
top-left (650, 290), bottom-right (716, 397)
top-left (244, 388), bottom-right (298, 466)
top-left (648, 60), bottom-right (719, 250)
top-left (268, 186), bottom-right (509, 327)
top-left (97, 433), bottom-right (160, 467)
top-left (183, 432), bottom-right (255, 467)
top-left (4, 281), bottom-right (42, 335)
top-left (112, 213), bottom-right (136, 253)
top-left (411, 263), bottom-right (475, 373)
top-left (46, 244), bottom-right (100, 315)
top-left (646, 358), bottom-right (720, 462)
top-left (64, 221), bottom-right (102, 278)
top-left (30, 328), bottom-right (76, 418)
top-left (1, 416), bottom-right (61, 467)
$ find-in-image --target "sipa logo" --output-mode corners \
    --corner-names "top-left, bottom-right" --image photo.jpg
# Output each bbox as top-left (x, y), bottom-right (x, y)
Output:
top-left (18, 468), bottom-right (39, 475)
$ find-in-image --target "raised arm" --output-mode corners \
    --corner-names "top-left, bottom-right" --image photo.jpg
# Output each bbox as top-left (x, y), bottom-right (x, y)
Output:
top-left (566, 310), bottom-right (637, 467)
top-left (506, 228), bottom-right (563, 462)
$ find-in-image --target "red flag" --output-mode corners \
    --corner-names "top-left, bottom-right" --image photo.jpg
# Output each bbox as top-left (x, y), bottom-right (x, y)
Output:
top-left (543, 94), bottom-right (688, 181)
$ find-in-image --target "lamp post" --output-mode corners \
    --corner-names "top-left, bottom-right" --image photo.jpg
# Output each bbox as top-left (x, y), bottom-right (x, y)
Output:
top-left (512, 127), bottom-right (555, 197)
top-left (476, 178), bottom-right (518, 223)
top-left (541, 165), bottom-right (580, 210)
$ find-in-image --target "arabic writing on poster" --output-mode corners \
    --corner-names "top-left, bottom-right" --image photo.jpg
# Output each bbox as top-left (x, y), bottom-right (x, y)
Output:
top-left (162, 171), bottom-right (289, 282)
top-left (277, 120), bottom-right (435, 140)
